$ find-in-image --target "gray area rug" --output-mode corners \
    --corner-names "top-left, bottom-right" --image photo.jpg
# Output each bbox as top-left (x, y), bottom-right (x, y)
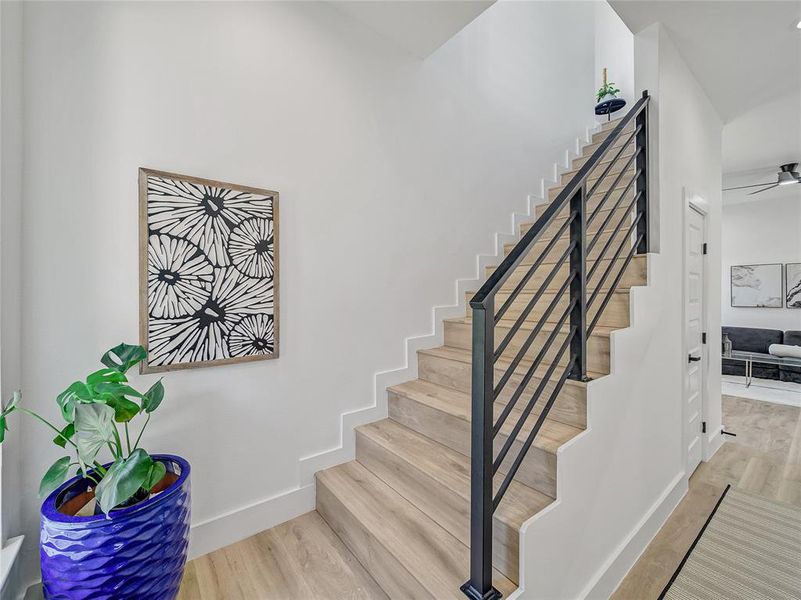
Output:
top-left (662, 485), bottom-right (801, 600)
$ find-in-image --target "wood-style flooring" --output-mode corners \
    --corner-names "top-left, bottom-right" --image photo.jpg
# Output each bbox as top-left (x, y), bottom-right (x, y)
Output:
top-left (178, 394), bottom-right (801, 599)
top-left (611, 394), bottom-right (801, 599)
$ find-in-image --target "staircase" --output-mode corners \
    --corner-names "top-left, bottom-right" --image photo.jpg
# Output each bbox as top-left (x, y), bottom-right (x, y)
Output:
top-left (314, 96), bottom-right (650, 599)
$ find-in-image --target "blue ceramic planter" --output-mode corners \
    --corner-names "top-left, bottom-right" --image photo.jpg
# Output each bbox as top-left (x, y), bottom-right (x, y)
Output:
top-left (40, 454), bottom-right (191, 600)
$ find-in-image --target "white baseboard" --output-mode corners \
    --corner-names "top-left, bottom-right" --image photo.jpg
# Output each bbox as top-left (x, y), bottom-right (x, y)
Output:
top-left (580, 471), bottom-right (688, 599)
top-left (0, 536), bottom-right (25, 600)
top-left (188, 483), bottom-right (315, 559)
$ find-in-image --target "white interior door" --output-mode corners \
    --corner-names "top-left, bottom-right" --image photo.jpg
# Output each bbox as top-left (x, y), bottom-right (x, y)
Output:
top-left (684, 205), bottom-right (706, 474)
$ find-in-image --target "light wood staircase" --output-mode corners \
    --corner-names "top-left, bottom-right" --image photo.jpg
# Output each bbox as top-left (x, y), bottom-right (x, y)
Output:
top-left (310, 118), bottom-right (647, 599)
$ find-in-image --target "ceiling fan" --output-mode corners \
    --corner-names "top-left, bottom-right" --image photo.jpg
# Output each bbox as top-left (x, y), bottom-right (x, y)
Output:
top-left (724, 163), bottom-right (801, 195)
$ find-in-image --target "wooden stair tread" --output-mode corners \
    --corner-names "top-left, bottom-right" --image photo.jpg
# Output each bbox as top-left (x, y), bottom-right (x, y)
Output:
top-left (387, 378), bottom-right (583, 455)
top-left (316, 461), bottom-right (517, 599)
top-left (357, 419), bottom-right (553, 530)
top-left (418, 345), bottom-right (604, 382)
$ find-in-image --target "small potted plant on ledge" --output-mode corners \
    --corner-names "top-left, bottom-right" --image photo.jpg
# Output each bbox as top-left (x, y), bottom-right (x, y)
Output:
top-left (595, 67), bottom-right (625, 121)
top-left (0, 343), bottom-right (190, 600)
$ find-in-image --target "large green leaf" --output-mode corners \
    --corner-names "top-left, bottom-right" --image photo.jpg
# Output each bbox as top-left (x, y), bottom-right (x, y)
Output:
top-left (74, 403), bottom-right (115, 466)
top-left (102, 396), bottom-right (140, 423)
top-left (88, 381), bottom-right (142, 422)
top-left (95, 449), bottom-right (153, 513)
top-left (1, 390), bottom-right (21, 417)
top-left (53, 423), bottom-right (75, 448)
top-left (141, 380), bottom-right (164, 413)
top-left (57, 381), bottom-right (92, 423)
top-left (101, 344), bottom-right (147, 374)
top-left (0, 415), bottom-right (6, 443)
top-left (144, 460), bottom-right (167, 491)
top-left (39, 456), bottom-right (71, 498)
top-left (86, 368), bottom-right (128, 386)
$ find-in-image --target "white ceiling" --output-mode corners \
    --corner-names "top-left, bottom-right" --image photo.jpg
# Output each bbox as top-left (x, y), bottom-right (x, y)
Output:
top-left (722, 90), bottom-right (801, 174)
top-left (609, 1), bottom-right (801, 123)
top-left (330, 1), bottom-right (494, 59)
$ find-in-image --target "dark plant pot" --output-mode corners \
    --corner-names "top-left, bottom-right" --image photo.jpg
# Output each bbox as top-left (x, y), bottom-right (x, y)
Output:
top-left (40, 454), bottom-right (191, 600)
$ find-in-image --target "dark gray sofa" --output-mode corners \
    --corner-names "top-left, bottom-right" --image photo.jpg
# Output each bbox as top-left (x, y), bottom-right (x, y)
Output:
top-left (722, 326), bottom-right (801, 383)
top-left (781, 330), bottom-right (801, 384)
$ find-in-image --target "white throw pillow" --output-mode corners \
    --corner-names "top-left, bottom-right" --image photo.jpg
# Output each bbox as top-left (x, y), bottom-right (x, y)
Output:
top-left (768, 343), bottom-right (801, 359)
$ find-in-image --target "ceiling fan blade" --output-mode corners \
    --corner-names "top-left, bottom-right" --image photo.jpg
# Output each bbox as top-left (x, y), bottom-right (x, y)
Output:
top-left (723, 182), bottom-right (775, 191)
top-left (747, 184), bottom-right (779, 195)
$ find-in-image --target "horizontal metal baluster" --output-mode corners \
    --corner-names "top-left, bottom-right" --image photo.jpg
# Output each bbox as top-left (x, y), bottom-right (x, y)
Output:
top-left (586, 194), bottom-right (641, 281)
top-left (585, 149), bottom-right (641, 225)
top-left (495, 212), bottom-right (576, 324)
top-left (493, 273), bottom-right (575, 398)
top-left (470, 94), bottom-right (650, 309)
top-left (493, 297), bottom-right (577, 436)
top-left (587, 214), bottom-right (643, 308)
top-left (587, 184), bottom-right (641, 255)
top-left (587, 157), bottom-right (640, 232)
top-left (494, 241), bottom-right (576, 360)
top-left (492, 323), bottom-right (576, 472)
top-left (585, 126), bottom-right (641, 198)
top-left (587, 234), bottom-right (644, 335)
top-left (492, 350), bottom-right (578, 509)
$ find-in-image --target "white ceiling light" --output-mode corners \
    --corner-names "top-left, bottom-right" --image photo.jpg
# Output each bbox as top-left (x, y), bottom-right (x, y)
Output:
top-left (797, 19), bottom-right (801, 29)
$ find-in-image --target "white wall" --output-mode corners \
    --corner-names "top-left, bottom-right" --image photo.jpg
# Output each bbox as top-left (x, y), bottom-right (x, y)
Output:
top-left (0, 2), bottom-right (25, 597)
top-left (722, 194), bottom-right (801, 331)
top-left (14, 0), bottom-right (602, 586)
top-left (514, 23), bottom-right (724, 599)
top-left (594, 0), bottom-right (635, 117)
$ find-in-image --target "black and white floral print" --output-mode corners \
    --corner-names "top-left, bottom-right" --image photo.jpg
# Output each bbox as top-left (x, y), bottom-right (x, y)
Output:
top-left (147, 234), bottom-right (214, 319)
top-left (228, 314), bottom-right (275, 357)
top-left (147, 175), bottom-right (273, 267)
top-left (229, 218), bottom-right (275, 279)
top-left (143, 171), bottom-right (277, 370)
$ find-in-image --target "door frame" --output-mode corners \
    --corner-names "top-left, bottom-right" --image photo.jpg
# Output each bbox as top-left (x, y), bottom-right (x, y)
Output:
top-left (683, 188), bottom-right (711, 472)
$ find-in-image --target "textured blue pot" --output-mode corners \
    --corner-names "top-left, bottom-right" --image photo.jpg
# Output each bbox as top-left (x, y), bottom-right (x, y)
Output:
top-left (40, 454), bottom-right (191, 600)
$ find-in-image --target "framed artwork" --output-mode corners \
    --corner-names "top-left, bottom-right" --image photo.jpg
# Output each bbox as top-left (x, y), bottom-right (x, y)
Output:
top-left (730, 263), bottom-right (782, 308)
top-left (786, 263), bottom-right (801, 308)
top-left (139, 168), bottom-right (279, 373)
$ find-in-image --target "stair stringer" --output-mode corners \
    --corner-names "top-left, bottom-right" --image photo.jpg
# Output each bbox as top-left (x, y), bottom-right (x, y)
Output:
top-left (508, 252), bottom-right (688, 600)
top-left (297, 123), bottom-right (603, 486)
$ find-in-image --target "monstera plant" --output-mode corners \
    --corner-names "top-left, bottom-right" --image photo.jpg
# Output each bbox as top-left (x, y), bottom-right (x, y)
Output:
top-left (0, 343), bottom-right (166, 513)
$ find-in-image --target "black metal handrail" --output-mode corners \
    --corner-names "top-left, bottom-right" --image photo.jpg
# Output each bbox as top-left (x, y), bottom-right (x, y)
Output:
top-left (461, 91), bottom-right (650, 600)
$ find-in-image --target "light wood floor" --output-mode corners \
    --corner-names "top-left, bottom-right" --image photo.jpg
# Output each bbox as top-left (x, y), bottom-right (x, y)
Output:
top-left (611, 394), bottom-right (801, 599)
top-left (177, 394), bottom-right (801, 599)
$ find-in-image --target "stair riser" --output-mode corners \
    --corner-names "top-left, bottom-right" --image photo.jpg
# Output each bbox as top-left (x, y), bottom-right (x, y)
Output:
top-left (590, 123), bottom-right (635, 144)
top-left (571, 145), bottom-right (634, 171)
top-left (466, 291), bottom-right (630, 329)
top-left (388, 392), bottom-right (557, 497)
top-left (504, 228), bottom-right (630, 266)
top-left (355, 431), bottom-right (520, 582)
top-left (560, 160), bottom-right (634, 188)
top-left (417, 351), bottom-right (587, 428)
top-left (488, 256), bottom-right (647, 293)
top-left (316, 478), bottom-right (434, 599)
top-left (522, 204), bottom-right (634, 239)
top-left (536, 186), bottom-right (637, 219)
top-left (580, 137), bottom-right (634, 162)
top-left (444, 320), bottom-right (610, 373)
top-left (549, 169), bottom-right (636, 202)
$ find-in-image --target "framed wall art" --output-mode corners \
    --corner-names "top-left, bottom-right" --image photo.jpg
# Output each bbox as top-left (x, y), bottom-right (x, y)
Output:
top-left (785, 263), bottom-right (801, 308)
top-left (139, 168), bottom-right (279, 373)
top-left (730, 263), bottom-right (782, 308)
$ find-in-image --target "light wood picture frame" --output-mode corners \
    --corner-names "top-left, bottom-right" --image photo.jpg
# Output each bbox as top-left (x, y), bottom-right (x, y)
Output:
top-left (139, 168), bottom-right (279, 373)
